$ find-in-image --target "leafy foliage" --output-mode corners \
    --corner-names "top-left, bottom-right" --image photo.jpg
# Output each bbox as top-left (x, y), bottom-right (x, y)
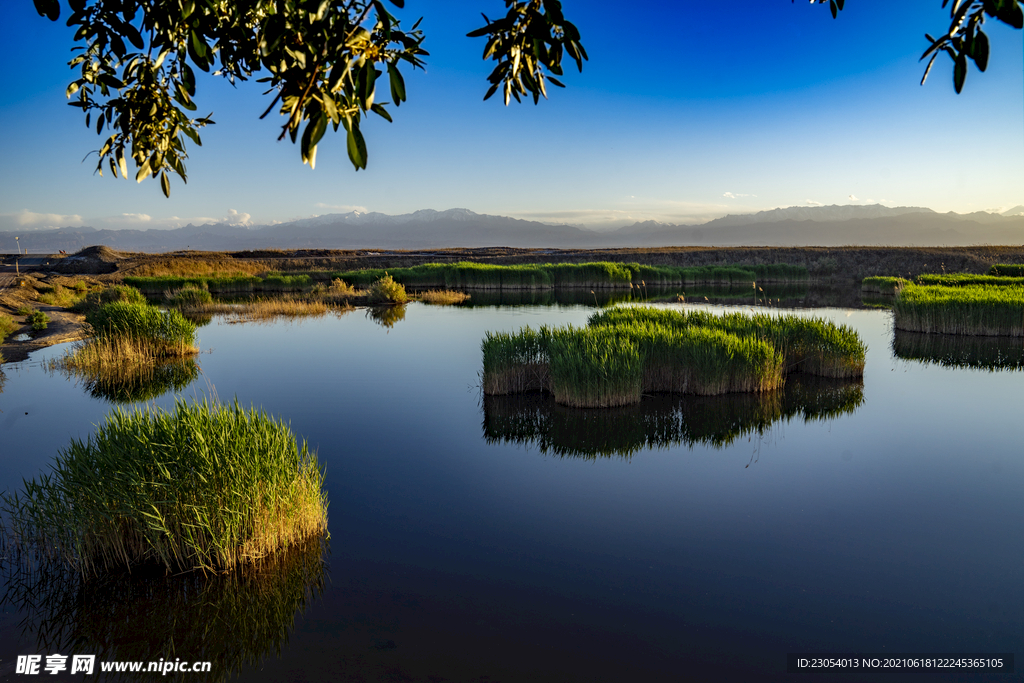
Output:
top-left (34, 0), bottom-right (429, 193)
top-left (816, 0), bottom-right (1023, 93)
top-left (467, 0), bottom-right (587, 105)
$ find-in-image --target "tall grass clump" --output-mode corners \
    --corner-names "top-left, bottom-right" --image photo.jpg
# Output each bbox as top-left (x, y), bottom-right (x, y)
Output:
top-left (988, 264), bottom-right (1024, 277)
top-left (0, 314), bottom-right (17, 343)
top-left (86, 301), bottom-right (197, 356)
top-left (1, 400), bottom-right (328, 575)
top-left (367, 274), bottom-right (408, 304)
top-left (545, 327), bottom-right (645, 408)
top-left (481, 327), bottom-right (550, 395)
top-left (419, 290), bottom-right (470, 305)
top-left (588, 306), bottom-right (866, 378)
top-left (893, 284), bottom-right (1024, 337)
top-left (481, 318), bottom-right (786, 407)
top-left (166, 286), bottom-right (213, 309)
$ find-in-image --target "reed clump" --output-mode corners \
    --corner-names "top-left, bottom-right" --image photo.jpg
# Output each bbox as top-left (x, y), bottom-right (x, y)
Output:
top-left (85, 301), bottom-right (197, 356)
top-left (481, 314), bottom-right (789, 408)
top-left (166, 286), bottom-right (213, 309)
top-left (588, 306), bottom-right (866, 378)
top-left (419, 289), bottom-right (471, 305)
top-left (546, 327), bottom-right (645, 408)
top-left (893, 284), bottom-right (1024, 337)
top-left (0, 400), bottom-right (328, 574)
top-left (861, 276), bottom-right (911, 294)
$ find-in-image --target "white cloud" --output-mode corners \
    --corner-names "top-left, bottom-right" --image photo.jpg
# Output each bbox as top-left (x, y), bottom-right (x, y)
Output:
top-left (848, 194), bottom-right (859, 202)
top-left (723, 192), bottom-right (756, 199)
top-left (104, 213), bottom-right (153, 225)
top-left (0, 209), bottom-right (84, 231)
top-left (224, 209), bottom-right (252, 226)
top-left (805, 200), bottom-right (823, 206)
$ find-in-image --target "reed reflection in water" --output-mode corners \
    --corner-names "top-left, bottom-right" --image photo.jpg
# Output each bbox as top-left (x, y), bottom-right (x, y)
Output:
top-left (893, 330), bottom-right (1024, 370)
top-left (1, 535), bottom-right (327, 682)
top-left (49, 358), bottom-right (200, 404)
top-left (483, 376), bottom-right (864, 459)
top-left (460, 283), bottom-right (811, 309)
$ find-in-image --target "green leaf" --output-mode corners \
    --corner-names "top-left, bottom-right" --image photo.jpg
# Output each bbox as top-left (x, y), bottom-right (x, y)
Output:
top-left (387, 63), bottom-right (406, 104)
top-left (124, 23), bottom-right (145, 50)
top-left (346, 125), bottom-right (367, 170)
top-left (33, 0), bottom-right (59, 21)
top-left (830, 0), bottom-right (838, 19)
top-left (370, 103), bottom-right (392, 122)
top-left (160, 171), bottom-right (171, 198)
top-left (974, 30), bottom-right (990, 70)
top-left (136, 158), bottom-right (151, 183)
top-left (953, 52), bottom-right (967, 93)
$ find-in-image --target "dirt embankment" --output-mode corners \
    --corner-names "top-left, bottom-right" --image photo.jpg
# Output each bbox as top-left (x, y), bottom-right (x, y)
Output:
top-left (12, 245), bottom-right (1024, 281)
top-left (0, 273), bottom-right (93, 364)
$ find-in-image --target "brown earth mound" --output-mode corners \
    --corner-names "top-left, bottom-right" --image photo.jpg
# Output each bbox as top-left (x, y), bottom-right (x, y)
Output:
top-left (52, 245), bottom-right (128, 274)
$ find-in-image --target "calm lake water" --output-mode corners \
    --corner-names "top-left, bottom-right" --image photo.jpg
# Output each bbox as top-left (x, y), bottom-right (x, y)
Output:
top-left (1, 293), bottom-right (1022, 682)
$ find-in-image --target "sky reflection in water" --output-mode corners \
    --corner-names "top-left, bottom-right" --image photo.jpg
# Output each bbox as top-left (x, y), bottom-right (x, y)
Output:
top-left (1, 300), bottom-right (1022, 682)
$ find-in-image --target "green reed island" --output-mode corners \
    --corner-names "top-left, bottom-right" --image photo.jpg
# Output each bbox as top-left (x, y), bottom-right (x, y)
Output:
top-left (861, 264), bottom-right (1024, 337)
top-left (1, 400), bottom-right (328, 575)
top-left (481, 306), bottom-right (865, 408)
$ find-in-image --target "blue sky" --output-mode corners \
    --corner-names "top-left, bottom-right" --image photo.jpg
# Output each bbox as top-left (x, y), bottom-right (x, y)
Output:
top-left (1, 0), bottom-right (1021, 232)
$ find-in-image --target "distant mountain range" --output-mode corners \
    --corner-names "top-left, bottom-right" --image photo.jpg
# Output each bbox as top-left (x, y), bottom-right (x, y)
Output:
top-left (3, 204), bottom-right (1024, 253)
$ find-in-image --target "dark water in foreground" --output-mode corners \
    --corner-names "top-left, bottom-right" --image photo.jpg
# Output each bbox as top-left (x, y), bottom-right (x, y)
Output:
top-left (0, 296), bottom-right (1022, 682)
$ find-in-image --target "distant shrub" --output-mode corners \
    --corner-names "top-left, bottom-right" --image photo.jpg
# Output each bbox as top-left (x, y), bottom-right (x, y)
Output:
top-left (368, 275), bottom-right (408, 304)
top-left (0, 314), bottom-right (16, 343)
top-left (167, 287), bottom-right (213, 308)
top-left (28, 311), bottom-right (51, 332)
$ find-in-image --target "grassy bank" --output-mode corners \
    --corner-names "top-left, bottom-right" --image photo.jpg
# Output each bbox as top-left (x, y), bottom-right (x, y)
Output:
top-left (893, 284), bottom-right (1024, 337)
top-left (1, 400), bottom-right (328, 574)
top-left (915, 273), bottom-right (1024, 287)
top-left (328, 261), bottom-right (809, 290)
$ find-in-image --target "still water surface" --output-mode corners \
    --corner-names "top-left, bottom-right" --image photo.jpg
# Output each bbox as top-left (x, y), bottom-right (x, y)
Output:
top-left (0, 298), bottom-right (1022, 681)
